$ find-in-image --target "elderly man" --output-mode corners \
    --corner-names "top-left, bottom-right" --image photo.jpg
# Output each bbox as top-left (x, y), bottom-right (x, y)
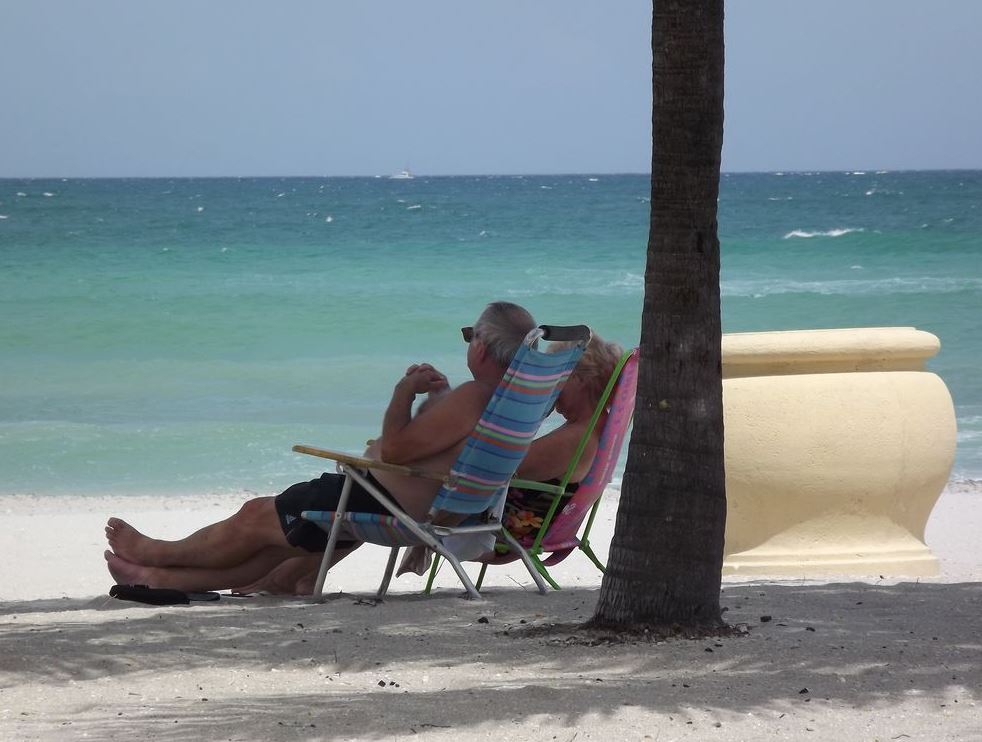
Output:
top-left (104, 301), bottom-right (537, 592)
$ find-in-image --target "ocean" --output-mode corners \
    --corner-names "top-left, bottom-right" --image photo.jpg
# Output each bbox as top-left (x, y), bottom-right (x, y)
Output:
top-left (1, 171), bottom-right (979, 497)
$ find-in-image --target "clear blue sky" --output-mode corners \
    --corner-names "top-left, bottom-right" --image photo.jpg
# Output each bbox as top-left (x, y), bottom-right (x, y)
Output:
top-left (2, 1), bottom-right (979, 177)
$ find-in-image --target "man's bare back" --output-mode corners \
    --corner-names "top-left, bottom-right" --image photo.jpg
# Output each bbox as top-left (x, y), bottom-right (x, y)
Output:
top-left (367, 377), bottom-right (496, 520)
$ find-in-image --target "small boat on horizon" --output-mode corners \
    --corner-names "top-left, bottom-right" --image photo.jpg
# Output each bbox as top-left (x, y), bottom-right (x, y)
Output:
top-left (389, 169), bottom-right (415, 180)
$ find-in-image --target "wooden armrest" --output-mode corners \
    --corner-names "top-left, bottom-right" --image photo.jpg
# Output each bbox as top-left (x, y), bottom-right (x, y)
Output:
top-left (292, 444), bottom-right (448, 483)
top-left (509, 477), bottom-right (567, 496)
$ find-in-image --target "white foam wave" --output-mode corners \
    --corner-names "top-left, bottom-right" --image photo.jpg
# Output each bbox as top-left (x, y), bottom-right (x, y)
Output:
top-left (724, 275), bottom-right (982, 299)
top-left (16, 192), bottom-right (26, 197)
top-left (505, 270), bottom-right (644, 298)
top-left (42, 192), bottom-right (54, 197)
top-left (783, 227), bottom-right (864, 239)
top-left (325, 215), bottom-right (334, 223)
top-left (0, 214), bottom-right (8, 220)
top-left (610, 272), bottom-right (644, 289)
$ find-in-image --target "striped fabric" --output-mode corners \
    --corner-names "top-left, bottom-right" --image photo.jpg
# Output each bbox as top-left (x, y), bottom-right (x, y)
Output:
top-left (303, 510), bottom-right (421, 546)
top-left (432, 340), bottom-right (584, 515)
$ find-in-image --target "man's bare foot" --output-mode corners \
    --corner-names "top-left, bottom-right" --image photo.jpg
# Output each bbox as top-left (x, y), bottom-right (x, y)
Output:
top-left (105, 518), bottom-right (166, 566)
top-left (232, 556), bottom-right (318, 596)
top-left (294, 572), bottom-right (317, 596)
top-left (104, 549), bottom-right (153, 586)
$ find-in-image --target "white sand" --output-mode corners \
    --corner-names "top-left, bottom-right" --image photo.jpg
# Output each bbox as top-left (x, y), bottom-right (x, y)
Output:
top-left (1, 483), bottom-right (980, 740)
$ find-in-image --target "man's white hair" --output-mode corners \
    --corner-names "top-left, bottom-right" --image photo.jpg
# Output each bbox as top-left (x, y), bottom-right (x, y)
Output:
top-left (473, 301), bottom-right (536, 367)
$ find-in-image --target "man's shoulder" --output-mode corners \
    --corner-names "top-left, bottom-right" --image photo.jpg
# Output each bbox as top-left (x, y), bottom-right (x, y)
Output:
top-left (441, 379), bottom-right (495, 407)
top-left (419, 379), bottom-right (494, 419)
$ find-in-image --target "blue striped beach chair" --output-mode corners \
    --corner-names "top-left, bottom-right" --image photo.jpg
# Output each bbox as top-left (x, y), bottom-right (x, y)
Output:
top-left (292, 324), bottom-right (591, 600)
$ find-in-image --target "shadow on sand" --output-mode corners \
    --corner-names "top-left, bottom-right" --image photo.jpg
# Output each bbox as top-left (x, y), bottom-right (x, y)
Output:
top-left (2, 581), bottom-right (979, 739)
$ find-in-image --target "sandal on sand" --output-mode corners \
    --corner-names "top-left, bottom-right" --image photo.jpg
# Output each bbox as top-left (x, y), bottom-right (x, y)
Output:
top-left (109, 584), bottom-right (220, 605)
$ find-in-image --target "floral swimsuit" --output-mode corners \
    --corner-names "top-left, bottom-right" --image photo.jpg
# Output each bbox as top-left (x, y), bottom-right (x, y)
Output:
top-left (503, 479), bottom-right (580, 540)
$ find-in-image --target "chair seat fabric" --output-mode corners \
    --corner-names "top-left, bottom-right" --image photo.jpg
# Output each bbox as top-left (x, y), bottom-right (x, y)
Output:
top-left (302, 509), bottom-right (423, 547)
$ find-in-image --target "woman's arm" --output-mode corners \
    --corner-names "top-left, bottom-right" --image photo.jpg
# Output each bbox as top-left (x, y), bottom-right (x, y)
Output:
top-left (516, 422), bottom-right (599, 484)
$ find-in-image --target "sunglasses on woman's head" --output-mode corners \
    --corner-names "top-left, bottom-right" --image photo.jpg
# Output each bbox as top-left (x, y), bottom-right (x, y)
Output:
top-left (461, 326), bottom-right (474, 343)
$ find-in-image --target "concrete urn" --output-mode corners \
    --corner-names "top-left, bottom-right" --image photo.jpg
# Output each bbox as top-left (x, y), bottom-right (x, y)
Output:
top-left (720, 327), bottom-right (956, 576)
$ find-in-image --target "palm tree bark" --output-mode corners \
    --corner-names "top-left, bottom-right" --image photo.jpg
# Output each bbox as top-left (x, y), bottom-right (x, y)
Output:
top-left (589, 0), bottom-right (726, 631)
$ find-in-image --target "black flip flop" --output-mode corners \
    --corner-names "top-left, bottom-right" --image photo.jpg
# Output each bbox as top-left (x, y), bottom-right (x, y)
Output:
top-left (109, 584), bottom-right (220, 605)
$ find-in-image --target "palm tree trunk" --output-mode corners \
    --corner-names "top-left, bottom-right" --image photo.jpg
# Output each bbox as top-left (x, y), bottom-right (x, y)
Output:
top-left (589, 0), bottom-right (726, 630)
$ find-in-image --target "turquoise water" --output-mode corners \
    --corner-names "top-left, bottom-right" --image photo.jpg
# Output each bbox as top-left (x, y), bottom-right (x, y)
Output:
top-left (1, 172), bottom-right (979, 496)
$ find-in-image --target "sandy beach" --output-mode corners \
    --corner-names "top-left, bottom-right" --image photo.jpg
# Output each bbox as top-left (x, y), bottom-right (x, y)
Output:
top-left (2, 482), bottom-right (980, 741)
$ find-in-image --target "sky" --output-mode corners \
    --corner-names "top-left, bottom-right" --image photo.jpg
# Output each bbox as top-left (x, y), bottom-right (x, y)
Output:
top-left (1, 1), bottom-right (980, 177)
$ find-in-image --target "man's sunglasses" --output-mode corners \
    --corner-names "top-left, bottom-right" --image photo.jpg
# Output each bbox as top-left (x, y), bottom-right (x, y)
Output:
top-left (461, 326), bottom-right (474, 343)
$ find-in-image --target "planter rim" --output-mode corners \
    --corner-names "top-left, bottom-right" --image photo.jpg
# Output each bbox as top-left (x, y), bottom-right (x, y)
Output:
top-left (723, 326), bottom-right (940, 367)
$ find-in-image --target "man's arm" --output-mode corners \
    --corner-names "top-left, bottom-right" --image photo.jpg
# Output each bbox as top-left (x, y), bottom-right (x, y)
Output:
top-left (380, 365), bottom-right (489, 465)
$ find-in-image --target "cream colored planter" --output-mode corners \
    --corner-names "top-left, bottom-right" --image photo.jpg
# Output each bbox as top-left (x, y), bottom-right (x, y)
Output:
top-left (721, 327), bottom-right (956, 577)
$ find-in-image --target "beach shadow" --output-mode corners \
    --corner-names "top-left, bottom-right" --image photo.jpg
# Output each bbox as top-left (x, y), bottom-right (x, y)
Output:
top-left (2, 581), bottom-right (980, 738)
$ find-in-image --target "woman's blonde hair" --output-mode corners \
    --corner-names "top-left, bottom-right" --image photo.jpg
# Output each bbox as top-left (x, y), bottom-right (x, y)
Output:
top-left (551, 333), bottom-right (625, 408)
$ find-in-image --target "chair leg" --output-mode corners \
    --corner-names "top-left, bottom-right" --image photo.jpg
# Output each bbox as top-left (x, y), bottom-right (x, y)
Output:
top-left (475, 562), bottom-right (488, 590)
top-left (499, 530), bottom-right (548, 595)
top-left (436, 550), bottom-right (481, 599)
top-left (530, 553), bottom-right (562, 591)
top-left (580, 540), bottom-right (607, 572)
top-left (376, 547), bottom-right (400, 599)
top-left (311, 472), bottom-right (355, 603)
top-left (424, 554), bottom-right (441, 595)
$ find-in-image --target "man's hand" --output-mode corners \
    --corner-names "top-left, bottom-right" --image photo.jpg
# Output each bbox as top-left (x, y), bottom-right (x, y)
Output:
top-left (397, 363), bottom-right (450, 396)
top-left (381, 356), bottom-right (487, 465)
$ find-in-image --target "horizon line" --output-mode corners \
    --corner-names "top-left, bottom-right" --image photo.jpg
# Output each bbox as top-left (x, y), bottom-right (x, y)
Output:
top-left (2, 167), bottom-right (981, 180)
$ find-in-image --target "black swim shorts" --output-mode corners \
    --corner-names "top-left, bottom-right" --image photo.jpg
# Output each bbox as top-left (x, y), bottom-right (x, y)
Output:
top-left (274, 471), bottom-right (395, 552)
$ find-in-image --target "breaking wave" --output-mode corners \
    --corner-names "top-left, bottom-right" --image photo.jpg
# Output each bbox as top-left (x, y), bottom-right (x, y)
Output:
top-left (783, 228), bottom-right (865, 239)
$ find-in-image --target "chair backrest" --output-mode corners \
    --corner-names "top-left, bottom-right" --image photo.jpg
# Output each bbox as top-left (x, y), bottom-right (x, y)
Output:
top-left (430, 324), bottom-right (591, 516)
top-left (537, 346), bottom-right (638, 549)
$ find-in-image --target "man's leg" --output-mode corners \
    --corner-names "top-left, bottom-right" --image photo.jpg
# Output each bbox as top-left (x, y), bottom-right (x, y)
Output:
top-left (105, 543), bottom-right (360, 594)
top-left (232, 546), bottom-right (358, 596)
top-left (105, 496), bottom-right (289, 570)
top-left (104, 544), bottom-right (307, 592)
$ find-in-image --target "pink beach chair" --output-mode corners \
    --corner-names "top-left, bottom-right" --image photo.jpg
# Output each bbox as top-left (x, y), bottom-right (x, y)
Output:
top-left (424, 347), bottom-right (638, 592)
